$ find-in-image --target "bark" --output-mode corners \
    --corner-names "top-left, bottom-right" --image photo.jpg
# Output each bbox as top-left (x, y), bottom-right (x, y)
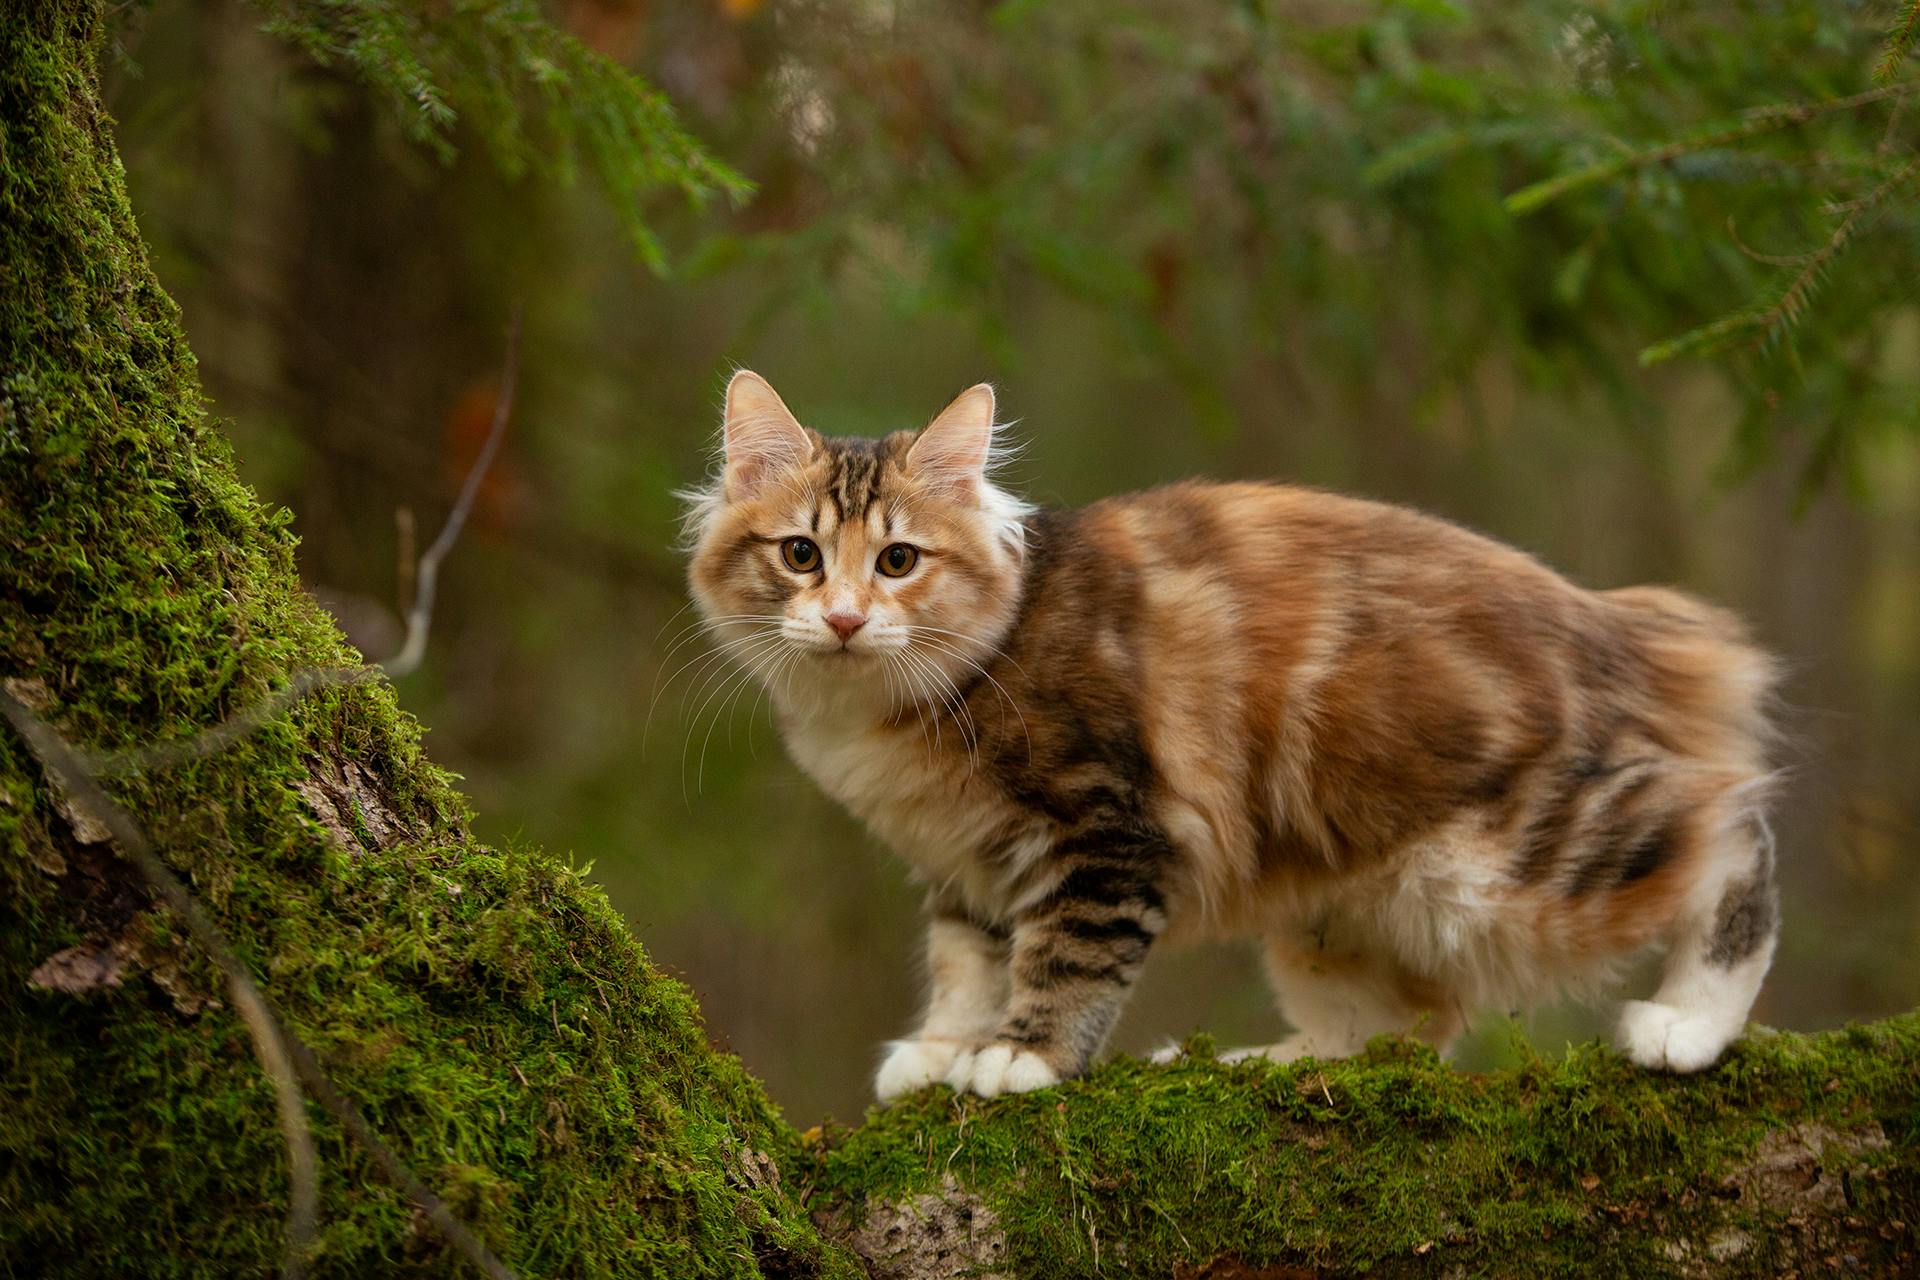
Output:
top-left (2, 4), bottom-right (1917, 1278)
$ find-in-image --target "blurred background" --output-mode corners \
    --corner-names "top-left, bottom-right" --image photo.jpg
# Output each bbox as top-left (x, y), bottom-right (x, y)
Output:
top-left (108, 0), bottom-right (1920, 1123)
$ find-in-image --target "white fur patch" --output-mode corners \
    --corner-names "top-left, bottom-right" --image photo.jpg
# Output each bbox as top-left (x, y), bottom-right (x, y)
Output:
top-left (1616, 1000), bottom-right (1732, 1073)
top-left (945, 1044), bottom-right (1059, 1097)
top-left (875, 1039), bottom-right (968, 1100)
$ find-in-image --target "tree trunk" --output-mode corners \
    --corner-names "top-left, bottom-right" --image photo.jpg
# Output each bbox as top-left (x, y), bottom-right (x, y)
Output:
top-left (2, 4), bottom-right (1916, 1278)
top-left (0, 4), bottom-right (847, 1276)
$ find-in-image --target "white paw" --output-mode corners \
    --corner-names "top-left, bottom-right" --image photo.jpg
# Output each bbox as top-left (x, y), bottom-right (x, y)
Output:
top-left (1148, 1040), bottom-right (1185, 1065)
top-left (1616, 1000), bottom-right (1732, 1073)
top-left (875, 1039), bottom-right (966, 1101)
top-left (945, 1043), bottom-right (1060, 1097)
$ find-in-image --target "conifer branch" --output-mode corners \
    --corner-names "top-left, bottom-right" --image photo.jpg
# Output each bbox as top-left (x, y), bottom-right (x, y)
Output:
top-left (247, 0), bottom-right (750, 270)
top-left (1505, 81), bottom-right (1920, 215)
top-left (1640, 153), bottom-right (1920, 365)
top-left (1876, 0), bottom-right (1920, 84)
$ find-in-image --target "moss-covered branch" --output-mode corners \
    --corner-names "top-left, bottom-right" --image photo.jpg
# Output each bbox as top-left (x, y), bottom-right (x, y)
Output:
top-left (4, 3), bottom-right (1918, 1278)
top-left (810, 1025), bottom-right (1920, 1278)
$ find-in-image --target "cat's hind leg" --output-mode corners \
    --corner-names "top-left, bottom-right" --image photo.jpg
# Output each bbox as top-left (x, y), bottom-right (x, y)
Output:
top-left (1225, 930), bottom-right (1462, 1064)
top-left (1617, 814), bottom-right (1778, 1073)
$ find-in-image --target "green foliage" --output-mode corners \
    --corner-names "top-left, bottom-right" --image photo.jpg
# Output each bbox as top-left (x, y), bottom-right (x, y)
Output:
top-left (1879, 0), bottom-right (1920, 83)
top-left (815, 1020), bottom-right (1920, 1278)
top-left (698, 0), bottom-right (1920, 492)
top-left (0, 4), bottom-right (847, 1273)
top-left (248, 0), bottom-right (749, 269)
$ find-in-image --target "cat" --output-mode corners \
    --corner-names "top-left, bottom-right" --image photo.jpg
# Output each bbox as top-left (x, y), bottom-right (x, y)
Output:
top-left (680, 371), bottom-right (1781, 1100)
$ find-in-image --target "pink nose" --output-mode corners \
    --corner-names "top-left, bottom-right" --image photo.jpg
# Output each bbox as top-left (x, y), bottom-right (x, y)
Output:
top-left (826, 611), bottom-right (866, 642)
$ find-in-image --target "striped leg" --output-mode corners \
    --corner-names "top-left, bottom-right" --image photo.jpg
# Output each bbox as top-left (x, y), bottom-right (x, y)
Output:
top-left (946, 842), bottom-right (1168, 1097)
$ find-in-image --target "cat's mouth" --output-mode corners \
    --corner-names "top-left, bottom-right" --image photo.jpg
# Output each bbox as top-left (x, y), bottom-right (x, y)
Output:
top-left (781, 625), bottom-right (910, 658)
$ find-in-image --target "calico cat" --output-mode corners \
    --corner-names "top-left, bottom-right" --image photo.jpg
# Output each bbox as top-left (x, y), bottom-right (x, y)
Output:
top-left (681, 371), bottom-right (1781, 1099)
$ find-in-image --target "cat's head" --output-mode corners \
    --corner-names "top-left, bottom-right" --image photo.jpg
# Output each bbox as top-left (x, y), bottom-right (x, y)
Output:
top-left (681, 371), bottom-right (1032, 713)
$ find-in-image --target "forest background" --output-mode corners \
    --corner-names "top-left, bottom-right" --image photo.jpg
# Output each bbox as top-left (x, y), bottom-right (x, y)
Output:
top-left (100, 0), bottom-right (1920, 1124)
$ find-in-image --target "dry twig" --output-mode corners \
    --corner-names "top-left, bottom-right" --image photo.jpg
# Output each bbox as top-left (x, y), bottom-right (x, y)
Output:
top-left (92, 307), bottom-right (521, 777)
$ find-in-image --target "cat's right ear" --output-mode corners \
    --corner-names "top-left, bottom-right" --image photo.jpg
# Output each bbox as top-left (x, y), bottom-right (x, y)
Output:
top-left (722, 370), bottom-right (811, 501)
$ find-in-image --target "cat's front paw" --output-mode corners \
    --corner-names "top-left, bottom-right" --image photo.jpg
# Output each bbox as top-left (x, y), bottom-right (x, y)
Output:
top-left (945, 1043), bottom-right (1060, 1097)
top-left (875, 1038), bottom-right (968, 1100)
top-left (1616, 1000), bottom-right (1733, 1073)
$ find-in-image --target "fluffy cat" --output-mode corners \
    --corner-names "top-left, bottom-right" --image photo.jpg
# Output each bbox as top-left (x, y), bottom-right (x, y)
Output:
top-left (681, 371), bottom-right (1781, 1100)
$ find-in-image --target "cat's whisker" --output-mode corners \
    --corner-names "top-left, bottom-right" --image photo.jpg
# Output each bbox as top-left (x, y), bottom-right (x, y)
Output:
top-left (891, 651), bottom-right (937, 760)
top-left (675, 631), bottom-right (790, 761)
top-left (683, 633), bottom-right (793, 796)
top-left (896, 643), bottom-right (978, 773)
top-left (901, 629), bottom-right (1031, 761)
top-left (744, 643), bottom-right (803, 757)
top-left (657, 616), bottom-right (791, 676)
top-left (881, 648), bottom-right (933, 757)
top-left (649, 615), bottom-right (787, 690)
top-left (647, 635), bottom-right (774, 754)
top-left (699, 640), bottom-right (793, 791)
top-left (644, 624), bottom-right (786, 749)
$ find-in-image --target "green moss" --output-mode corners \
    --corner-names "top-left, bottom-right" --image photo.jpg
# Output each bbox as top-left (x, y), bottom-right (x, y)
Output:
top-left (0, 4), bottom-right (853, 1275)
top-left (5, 6), bottom-right (1918, 1277)
top-left (810, 1019), bottom-right (1920, 1277)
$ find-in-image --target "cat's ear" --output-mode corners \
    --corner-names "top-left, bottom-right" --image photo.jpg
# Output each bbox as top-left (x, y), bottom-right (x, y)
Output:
top-left (907, 383), bottom-right (996, 495)
top-left (722, 370), bottom-right (811, 501)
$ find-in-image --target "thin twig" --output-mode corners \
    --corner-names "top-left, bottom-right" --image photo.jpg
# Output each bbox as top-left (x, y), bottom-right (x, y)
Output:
top-left (385, 313), bottom-right (520, 679)
top-left (2, 687), bottom-right (522, 1280)
top-left (282, 1039), bottom-right (519, 1280)
top-left (94, 666), bottom-right (377, 777)
top-left (90, 306), bottom-right (522, 777)
top-left (1, 687), bottom-right (321, 1280)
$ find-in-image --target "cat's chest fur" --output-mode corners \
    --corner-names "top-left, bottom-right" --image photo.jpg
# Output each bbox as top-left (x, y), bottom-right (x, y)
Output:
top-left (779, 709), bottom-right (1039, 909)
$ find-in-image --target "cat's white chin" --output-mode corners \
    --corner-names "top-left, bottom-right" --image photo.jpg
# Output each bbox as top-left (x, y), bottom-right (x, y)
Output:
top-left (943, 1044), bottom-right (1060, 1097)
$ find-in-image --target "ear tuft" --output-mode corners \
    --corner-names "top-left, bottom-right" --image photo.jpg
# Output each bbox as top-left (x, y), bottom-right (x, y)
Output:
top-left (907, 383), bottom-right (996, 493)
top-left (722, 370), bottom-right (811, 500)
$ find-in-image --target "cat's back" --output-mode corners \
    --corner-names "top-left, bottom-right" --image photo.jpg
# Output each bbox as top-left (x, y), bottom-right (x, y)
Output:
top-left (1033, 478), bottom-right (1755, 666)
top-left (1017, 479), bottom-right (1602, 673)
top-left (999, 479), bottom-right (1775, 918)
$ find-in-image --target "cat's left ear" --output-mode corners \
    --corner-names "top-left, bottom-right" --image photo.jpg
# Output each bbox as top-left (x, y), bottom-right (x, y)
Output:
top-left (722, 370), bottom-right (812, 501)
top-left (907, 383), bottom-right (996, 495)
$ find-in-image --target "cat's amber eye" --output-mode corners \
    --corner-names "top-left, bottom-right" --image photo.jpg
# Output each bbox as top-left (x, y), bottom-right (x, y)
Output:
top-left (876, 543), bottom-right (918, 578)
top-left (781, 537), bottom-right (822, 573)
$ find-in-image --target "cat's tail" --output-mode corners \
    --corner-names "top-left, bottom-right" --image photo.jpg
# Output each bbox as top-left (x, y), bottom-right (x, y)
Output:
top-left (1603, 584), bottom-right (1783, 782)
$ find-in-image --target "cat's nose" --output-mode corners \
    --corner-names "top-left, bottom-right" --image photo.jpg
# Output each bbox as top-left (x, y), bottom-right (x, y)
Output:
top-left (826, 611), bottom-right (867, 643)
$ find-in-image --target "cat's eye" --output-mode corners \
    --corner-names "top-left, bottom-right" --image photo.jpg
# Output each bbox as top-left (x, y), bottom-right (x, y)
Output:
top-left (781, 537), bottom-right (822, 573)
top-left (876, 543), bottom-right (918, 577)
